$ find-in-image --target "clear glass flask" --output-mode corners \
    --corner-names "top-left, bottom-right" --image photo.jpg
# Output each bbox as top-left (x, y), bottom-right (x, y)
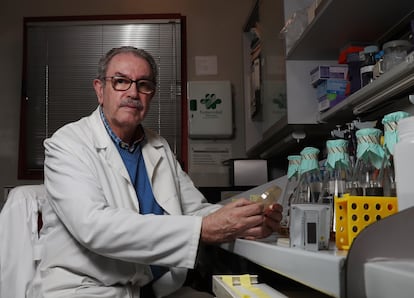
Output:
top-left (279, 155), bottom-right (301, 235)
top-left (351, 128), bottom-right (385, 196)
top-left (319, 139), bottom-right (352, 239)
top-left (293, 147), bottom-right (322, 204)
top-left (320, 139), bottom-right (353, 202)
top-left (379, 111), bottom-right (410, 196)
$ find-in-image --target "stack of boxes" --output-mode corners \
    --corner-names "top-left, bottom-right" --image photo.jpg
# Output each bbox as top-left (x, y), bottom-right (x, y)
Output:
top-left (310, 65), bottom-right (349, 112)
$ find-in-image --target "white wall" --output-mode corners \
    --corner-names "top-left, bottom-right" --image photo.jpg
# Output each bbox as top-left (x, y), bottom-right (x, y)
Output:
top-left (0, 0), bottom-right (261, 201)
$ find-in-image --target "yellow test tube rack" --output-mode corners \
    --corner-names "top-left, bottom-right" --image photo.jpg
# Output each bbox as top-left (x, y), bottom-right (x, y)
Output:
top-left (335, 194), bottom-right (398, 250)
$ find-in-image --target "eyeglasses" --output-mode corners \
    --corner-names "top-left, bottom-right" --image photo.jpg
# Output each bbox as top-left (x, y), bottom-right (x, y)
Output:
top-left (104, 76), bottom-right (155, 94)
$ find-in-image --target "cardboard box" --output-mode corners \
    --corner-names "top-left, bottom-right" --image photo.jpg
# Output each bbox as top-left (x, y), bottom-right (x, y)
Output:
top-left (317, 79), bottom-right (348, 111)
top-left (318, 94), bottom-right (347, 112)
top-left (317, 79), bottom-right (347, 98)
top-left (310, 65), bottom-right (348, 87)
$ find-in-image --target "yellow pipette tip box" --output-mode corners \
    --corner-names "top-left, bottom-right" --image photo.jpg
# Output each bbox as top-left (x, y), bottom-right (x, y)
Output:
top-left (212, 274), bottom-right (288, 298)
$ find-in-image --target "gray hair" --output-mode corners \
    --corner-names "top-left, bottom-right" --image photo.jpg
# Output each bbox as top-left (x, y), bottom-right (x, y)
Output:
top-left (97, 46), bottom-right (158, 85)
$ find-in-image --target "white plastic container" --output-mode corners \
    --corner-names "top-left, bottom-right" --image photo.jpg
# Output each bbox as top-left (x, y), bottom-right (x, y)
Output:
top-left (394, 116), bottom-right (414, 211)
top-left (382, 40), bottom-right (412, 72)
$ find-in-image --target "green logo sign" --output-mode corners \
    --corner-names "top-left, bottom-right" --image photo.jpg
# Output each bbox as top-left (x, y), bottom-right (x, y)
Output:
top-left (200, 94), bottom-right (222, 109)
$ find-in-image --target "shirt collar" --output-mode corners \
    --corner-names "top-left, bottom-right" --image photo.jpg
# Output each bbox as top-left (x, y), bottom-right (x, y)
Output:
top-left (99, 105), bottom-right (145, 153)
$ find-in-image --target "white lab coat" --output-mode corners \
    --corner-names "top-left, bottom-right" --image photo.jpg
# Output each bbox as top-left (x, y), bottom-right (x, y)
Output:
top-left (36, 107), bottom-right (221, 298)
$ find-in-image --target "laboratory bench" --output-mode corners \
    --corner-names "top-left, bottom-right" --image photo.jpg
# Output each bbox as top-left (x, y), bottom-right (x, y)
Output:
top-left (213, 177), bottom-right (414, 298)
top-left (190, 240), bottom-right (335, 298)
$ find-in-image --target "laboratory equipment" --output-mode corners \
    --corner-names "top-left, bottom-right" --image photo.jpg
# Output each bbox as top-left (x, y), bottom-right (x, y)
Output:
top-left (290, 147), bottom-right (331, 251)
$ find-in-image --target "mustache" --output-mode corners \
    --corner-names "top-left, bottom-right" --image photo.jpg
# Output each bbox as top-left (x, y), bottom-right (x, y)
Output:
top-left (120, 97), bottom-right (144, 110)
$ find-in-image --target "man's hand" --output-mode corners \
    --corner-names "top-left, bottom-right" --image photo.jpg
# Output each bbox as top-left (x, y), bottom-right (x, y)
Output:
top-left (200, 199), bottom-right (283, 244)
top-left (241, 203), bottom-right (283, 240)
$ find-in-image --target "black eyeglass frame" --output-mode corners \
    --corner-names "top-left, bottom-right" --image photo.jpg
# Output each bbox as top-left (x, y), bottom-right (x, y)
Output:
top-left (103, 76), bottom-right (156, 94)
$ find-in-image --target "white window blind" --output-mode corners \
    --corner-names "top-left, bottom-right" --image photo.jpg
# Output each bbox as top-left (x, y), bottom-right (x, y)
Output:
top-left (20, 17), bottom-right (183, 178)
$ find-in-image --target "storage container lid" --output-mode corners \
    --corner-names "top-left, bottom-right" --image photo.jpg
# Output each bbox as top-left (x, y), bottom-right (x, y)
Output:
top-left (363, 45), bottom-right (379, 54)
top-left (382, 40), bottom-right (412, 51)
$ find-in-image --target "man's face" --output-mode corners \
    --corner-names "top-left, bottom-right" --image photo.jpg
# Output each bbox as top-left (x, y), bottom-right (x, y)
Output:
top-left (93, 52), bottom-right (154, 138)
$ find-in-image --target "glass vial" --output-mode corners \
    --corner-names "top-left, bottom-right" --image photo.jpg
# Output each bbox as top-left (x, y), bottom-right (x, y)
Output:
top-left (259, 185), bottom-right (282, 208)
top-left (351, 128), bottom-right (385, 196)
top-left (380, 111), bottom-right (410, 197)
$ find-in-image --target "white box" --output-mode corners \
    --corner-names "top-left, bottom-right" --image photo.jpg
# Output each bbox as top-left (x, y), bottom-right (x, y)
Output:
top-left (232, 159), bottom-right (268, 186)
top-left (310, 65), bottom-right (348, 87)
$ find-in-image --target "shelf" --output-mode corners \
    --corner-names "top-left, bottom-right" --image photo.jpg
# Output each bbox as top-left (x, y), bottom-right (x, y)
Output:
top-left (319, 51), bottom-right (414, 121)
top-left (245, 117), bottom-right (335, 159)
top-left (220, 238), bottom-right (347, 298)
top-left (287, 0), bottom-right (414, 60)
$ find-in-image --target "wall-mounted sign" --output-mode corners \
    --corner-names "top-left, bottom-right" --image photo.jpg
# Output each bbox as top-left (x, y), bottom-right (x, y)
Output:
top-left (187, 81), bottom-right (233, 139)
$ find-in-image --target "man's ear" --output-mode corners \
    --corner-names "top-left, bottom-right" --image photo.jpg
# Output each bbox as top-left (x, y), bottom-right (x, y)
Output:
top-left (93, 79), bottom-right (104, 104)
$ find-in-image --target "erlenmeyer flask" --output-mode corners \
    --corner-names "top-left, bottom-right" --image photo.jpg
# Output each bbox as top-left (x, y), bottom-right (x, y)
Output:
top-left (293, 147), bottom-right (322, 204)
top-left (320, 139), bottom-right (352, 203)
top-left (319, 139), bottom-right (352, 239)
top-left (380, 111), bottom-right (410, 196)
top-left (351, 128), bottom-right (385, 196)
top-left (279, 155), bottom-right (301, 235)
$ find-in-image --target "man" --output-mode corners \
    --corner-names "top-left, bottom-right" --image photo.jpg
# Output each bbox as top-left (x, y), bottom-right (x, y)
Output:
top-left (36, 46), bottom-right (282, 297)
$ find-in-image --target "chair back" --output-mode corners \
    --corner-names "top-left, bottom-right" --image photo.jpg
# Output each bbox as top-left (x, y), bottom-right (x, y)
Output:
top-left (0, 184), bottom-right (46, 298)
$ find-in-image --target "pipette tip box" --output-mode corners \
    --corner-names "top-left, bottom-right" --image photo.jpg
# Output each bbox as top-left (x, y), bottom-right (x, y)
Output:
top-left (212, 274), bottom-right (288, 298)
